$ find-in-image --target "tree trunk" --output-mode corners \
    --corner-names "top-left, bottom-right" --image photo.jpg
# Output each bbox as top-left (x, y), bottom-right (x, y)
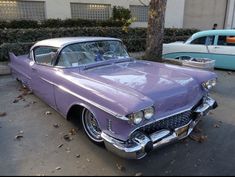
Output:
top-left (145, 0), bottom-right (167, 62)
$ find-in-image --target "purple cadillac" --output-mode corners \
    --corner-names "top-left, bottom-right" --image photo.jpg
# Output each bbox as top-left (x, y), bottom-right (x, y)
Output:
top-left (9, 37), bottom-right (218, 159)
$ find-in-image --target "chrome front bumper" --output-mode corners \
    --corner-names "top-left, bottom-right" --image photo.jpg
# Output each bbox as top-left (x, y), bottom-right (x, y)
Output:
top-left (101, 96), bottom-right (218, 159)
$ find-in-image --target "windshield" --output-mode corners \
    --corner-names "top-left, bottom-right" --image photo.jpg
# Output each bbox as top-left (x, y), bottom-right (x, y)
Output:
top-left (56, 40), bottom-right (129, 67)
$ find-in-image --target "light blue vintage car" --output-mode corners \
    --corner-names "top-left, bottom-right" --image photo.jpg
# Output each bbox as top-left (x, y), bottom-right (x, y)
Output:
top-left (163, 30), bottom-right (235, 70)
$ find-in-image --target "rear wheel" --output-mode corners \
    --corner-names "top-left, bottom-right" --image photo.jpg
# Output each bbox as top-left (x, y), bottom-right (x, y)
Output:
top-left (82, 108), bottom-right (103, 144)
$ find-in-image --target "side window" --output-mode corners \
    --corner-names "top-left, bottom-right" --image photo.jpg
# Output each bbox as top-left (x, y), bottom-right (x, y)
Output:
top-left (190, 36), bottom-right (214, 45)
top-left (34, 47), bottom-right (58, 66)
top-left (218, 36), bottom-right (235, 46)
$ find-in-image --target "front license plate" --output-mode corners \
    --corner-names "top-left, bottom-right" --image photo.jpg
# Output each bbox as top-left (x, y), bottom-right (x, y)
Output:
top-left (176, 125), bottom-right (189, 137)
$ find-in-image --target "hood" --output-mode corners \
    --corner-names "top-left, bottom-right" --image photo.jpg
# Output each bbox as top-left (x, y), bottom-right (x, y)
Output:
top-left (68, 60), bottom-right (210, 119)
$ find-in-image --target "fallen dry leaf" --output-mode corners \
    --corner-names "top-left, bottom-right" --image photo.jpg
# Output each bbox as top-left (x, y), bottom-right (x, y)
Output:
top-left (117, 164), bottom-right (126, 172)
top-left (13, 99), bottom-right (20, 103)
top-left (170, 160), bottom-right (176, 165)
top-left (214, 124), bottom-right (220, 128)
top-left (27, 91), bottom-right (33, 95)
top-left (53, 124), bottom-right (59, 128)
top-left (0, 112), bottom-right (6, 117)
top-left (193, 127), bottom-right (202, 133)
top-left (45, 111), bottom-right (52, 115)
top-left (63, 135), bottom-right (72, 142)
top-left (15, 135), bottom-right (24, 140)
top-left (24, 104), bottom-right (30, 108)
top-left (17, 95), bottom-right (23, 99)
top-left (55, 167), bottom-right (61, 171)
top-left (66, 148), bottom-right (71, 153)
top-left (69, 128), bottom-right (77, 136)
top-left (76, 154), bottom-right (81, 158)
top-left (228, 72), bottom-right (232, 75)
top-left (135, 173), bottom-right (143, 176)
top-left (189, 133), bottom-right (207, 143)
top-left (57, 144), bottom-right (63, 148)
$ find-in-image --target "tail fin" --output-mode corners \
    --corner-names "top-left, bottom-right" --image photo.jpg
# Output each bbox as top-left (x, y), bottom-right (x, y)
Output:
top-left (9, 52), bottom-right (17, 63)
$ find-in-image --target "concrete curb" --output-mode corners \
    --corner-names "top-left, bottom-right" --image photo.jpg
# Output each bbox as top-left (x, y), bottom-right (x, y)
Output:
top-left (0, 62), bottom-right (11, 75)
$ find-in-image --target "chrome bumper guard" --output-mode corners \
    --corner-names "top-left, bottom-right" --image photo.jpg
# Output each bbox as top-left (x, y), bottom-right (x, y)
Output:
top-left (101, 96), bottom-right (218, 159)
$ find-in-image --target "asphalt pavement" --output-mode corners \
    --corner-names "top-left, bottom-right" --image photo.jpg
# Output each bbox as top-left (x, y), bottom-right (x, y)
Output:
top-left (0, 70), bottom-right (235, 176)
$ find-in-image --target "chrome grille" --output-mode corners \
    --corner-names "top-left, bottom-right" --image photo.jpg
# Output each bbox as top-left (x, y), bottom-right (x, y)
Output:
top-left (141, 111), bottom-right (196, 135)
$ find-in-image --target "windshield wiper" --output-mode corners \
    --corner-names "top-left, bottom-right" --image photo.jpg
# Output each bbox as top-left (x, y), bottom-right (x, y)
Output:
top-left (83, 62), bottom-right (112, 71)
top-left (114, 57), bottom-right (134, 64)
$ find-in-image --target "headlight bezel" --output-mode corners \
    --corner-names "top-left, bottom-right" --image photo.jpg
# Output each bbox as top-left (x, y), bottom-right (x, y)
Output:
top-left (144, 107), bottom-right (155, 120)
top-left (128, 111), bottom-right (144, 125)
top-left (202, 79), bottom-right (217, 90)
top-left (127, 106), bottom-right (155, 125)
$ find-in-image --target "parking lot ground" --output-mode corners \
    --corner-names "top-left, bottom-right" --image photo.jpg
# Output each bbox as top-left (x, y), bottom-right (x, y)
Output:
top-left (0, 70), bottom-right (235, 176)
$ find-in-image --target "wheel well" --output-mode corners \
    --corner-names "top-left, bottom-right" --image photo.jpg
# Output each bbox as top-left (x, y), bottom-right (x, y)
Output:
top-left (67, 105), bottom-right (85, 123)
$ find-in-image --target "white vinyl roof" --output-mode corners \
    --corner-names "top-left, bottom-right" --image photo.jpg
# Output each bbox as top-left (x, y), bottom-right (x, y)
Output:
top-left (31, 37), bottom-right (121, 49)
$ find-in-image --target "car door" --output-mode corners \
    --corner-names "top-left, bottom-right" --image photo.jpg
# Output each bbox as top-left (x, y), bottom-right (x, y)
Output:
top-left (207, 35), bottom-right (235, 69)
top-left (31, 46), bottom-right (58, 109)
top-left (189, 35), bottom-right (215, 53)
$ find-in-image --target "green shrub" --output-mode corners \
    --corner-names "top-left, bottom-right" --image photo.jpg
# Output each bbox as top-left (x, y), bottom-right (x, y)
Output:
top-left (0, 21), bottom-right (9, 29)
top-left (8, 20), bottom-right (39, 29)
top-left (0, 27), bottom-right (198, 61)
top-left (0, 18), bottom-right (128, 29)
top-left (40, 19), bottom-right (63, 28)
top-left (0, 42), bottom-right (33, 62)
top-left (113, 6), bottom-right (132, 22)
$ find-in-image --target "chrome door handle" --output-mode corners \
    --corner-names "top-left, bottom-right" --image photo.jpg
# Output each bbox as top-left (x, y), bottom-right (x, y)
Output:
top-left (214, 46), bottom-right (220, 49)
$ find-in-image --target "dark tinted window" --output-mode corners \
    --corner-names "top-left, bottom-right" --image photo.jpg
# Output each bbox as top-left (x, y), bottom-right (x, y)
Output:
top-left (191, 36), bottom-right (214, 45)
top-left (218, 36), bottom-right (235, 46)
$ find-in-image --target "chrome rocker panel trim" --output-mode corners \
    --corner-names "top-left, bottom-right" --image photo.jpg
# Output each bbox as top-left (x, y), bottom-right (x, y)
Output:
top-left (101, 96), bottom-right (218, 159)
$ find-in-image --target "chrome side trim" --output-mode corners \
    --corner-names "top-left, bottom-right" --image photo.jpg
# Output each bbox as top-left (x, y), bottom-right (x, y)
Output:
top-left (40, 77), bottom-right (57, 86)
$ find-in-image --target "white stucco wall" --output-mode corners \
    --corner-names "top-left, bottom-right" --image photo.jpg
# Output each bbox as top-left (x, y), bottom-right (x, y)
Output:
top-left (183, 0), bottom-right (227, 30)
top-left (225, 0), bottom-right (235, 29)
top-left (165, 0), bottom-right (185, 28)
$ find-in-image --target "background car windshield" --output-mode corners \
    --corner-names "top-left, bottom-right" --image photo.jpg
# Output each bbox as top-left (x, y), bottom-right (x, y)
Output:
top-left (57, 40), bottom-right (129, 67)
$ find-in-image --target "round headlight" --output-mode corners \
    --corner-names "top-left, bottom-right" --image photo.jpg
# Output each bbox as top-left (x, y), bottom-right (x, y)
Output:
top-left (211, 79), bottom-right (217, 87)
top-left (128, 111), bottom-right (144, 125)
top-left (144, 107), bottom-right (155, 120)
top-left (203, 79), bottom-right (217, 90)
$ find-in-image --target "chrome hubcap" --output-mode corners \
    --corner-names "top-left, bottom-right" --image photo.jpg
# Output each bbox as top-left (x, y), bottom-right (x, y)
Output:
top-left (82, 109), bottom-right (103, 143)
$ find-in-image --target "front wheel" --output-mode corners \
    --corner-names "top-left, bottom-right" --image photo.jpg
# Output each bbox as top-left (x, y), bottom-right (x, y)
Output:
top-left (82, 108), bottom-right (103, 144)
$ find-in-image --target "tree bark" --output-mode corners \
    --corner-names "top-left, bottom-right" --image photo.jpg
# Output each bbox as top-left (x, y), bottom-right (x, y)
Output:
top-left (145, 0), bottom-right (167, 62)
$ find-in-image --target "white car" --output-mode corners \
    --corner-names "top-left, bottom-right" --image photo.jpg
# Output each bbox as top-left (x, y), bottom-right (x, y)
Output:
top-left (163, 30), bottom-right (235, 70)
